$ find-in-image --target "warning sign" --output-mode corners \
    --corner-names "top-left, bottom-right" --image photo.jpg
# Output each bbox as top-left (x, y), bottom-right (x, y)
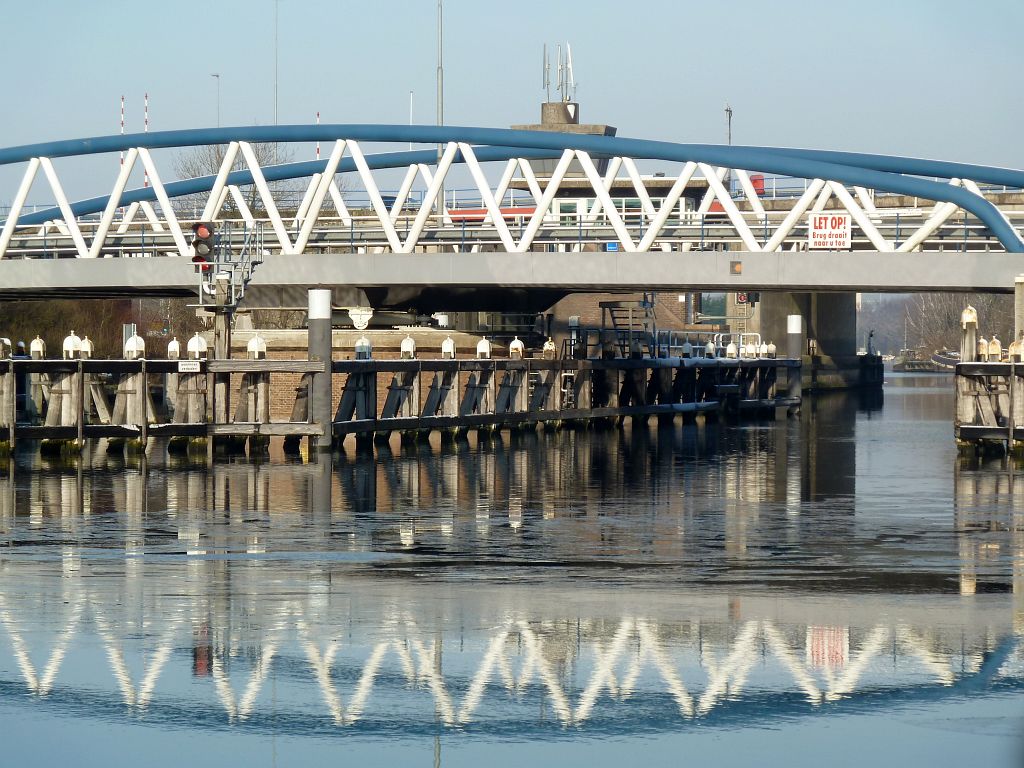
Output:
top-left (807, 213), bottom-right (851, 250)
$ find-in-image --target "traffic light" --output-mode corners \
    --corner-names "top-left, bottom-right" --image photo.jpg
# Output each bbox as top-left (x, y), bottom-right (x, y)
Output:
top-left (748, 291), bottom-right (761, 307)
top-left (191, 222), bottom-right (215, 272)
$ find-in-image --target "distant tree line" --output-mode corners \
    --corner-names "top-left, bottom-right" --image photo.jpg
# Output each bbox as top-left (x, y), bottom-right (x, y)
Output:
top-left (858, 292), bottom-right (1013, 354)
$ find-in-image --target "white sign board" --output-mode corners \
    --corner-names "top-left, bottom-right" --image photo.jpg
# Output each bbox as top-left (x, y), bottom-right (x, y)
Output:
top-left (807, 213), bottom-right (851, 250)
top-left (177, 360), bottom-right (202, 373)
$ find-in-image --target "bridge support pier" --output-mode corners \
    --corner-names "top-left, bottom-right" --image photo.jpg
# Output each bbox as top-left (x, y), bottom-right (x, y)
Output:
top-left (787, 315), bottom-right (803, 415)
top-left (757, 291), bottom-right (874, 391)
top-left (308, 289), bottom-right (333, 452)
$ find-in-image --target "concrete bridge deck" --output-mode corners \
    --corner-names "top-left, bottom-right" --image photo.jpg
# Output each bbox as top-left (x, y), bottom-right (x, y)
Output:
top-left (0, 250), bottom-right (1018, 302)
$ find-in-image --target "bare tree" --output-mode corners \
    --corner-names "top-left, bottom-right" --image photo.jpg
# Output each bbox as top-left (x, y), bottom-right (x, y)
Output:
top-left (906, 292), bottom-right (1013, 351)
top-left (858, 292), bottom-right (1014, 355)
top-left (173, 142), bottom-right (301, 215)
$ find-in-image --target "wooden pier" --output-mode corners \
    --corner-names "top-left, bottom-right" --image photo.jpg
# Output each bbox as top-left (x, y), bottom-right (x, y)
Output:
top-left (954, 361), bottom-right (1024, 454)
top-left (0, 353), bottom-right (800, 455)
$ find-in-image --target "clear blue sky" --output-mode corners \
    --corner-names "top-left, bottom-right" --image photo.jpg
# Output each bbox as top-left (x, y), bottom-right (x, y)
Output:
top-left (2, 0), bottom-right (1023, 200)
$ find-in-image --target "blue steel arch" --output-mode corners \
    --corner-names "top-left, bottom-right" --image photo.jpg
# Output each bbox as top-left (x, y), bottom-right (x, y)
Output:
top-left (3, 125), bottom-right (1023, 251)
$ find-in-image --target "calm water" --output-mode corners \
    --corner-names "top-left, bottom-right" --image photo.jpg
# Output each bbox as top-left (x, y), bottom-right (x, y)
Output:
top-left (0, 374), bottom-right (1022, 767)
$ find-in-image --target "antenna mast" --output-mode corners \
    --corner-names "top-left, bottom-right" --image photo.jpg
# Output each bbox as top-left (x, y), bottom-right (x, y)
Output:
top-left (566, 43), bottom-right (576, 101)
top-left (543, 44), bottom-right (550, 101)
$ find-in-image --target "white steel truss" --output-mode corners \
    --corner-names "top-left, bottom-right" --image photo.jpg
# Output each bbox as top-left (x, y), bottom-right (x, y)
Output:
top-left (1, 139), bottom-right (1022, 261)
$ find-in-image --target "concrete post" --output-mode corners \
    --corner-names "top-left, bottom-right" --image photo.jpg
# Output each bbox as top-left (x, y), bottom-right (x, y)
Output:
top-left (308, 289), bottom-right (333, 451)
top-left (1015, 275), bottom-right (1024, 342)
top-left (1, 355), bottom-right (14, 450)
top-left (166, 339), bottom-right (179, 422)
top-left (961, 306), bottom-right (978, 364)
top-left (787, 314), bottom-right (802, 414)
top-left (213, 274), bottom-right (231, 429)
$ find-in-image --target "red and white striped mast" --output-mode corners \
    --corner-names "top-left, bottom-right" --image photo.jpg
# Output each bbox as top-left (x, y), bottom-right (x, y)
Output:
top-left (143, 92), bottom-right (149, 187)
top-left (119, 95), bottom-right (125, 167)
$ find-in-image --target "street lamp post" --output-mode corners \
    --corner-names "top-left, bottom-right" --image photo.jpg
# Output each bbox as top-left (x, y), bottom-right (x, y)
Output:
top-left (274, 0), bottom-right (279, 125)
top-left (436, 0), bottom-right (444, 216)
top-left (211, 73), bottom-right (221, 128)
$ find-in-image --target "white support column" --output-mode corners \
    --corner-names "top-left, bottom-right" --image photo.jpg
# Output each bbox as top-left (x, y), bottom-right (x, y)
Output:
top-left (328, 181), bottom-right (352, 227)
top-left (458, 143), bottom-right (515, 252)
top-left (517, 150), bottom-right (577, 251)
top-left (88, 148), bottom-right (140, 258)
top-left (139, 201), bottom-right (165, 232)
top-left (516, 158), bottom-right (545, 204)
top-left (115, 201), bottom-right (141, 235)
top-left (854, 186), bottom-right (878, 214)
top-left (898, 179), bottom-right (962, 253)
top-left (346, 140), bottom-right (403, 252)
top-left (697, 163), bottom-right (760, 252)
top-left (293, 173), bottom-right (322, 226)
top-left (733, 169), bottom-right (766, 217)
top-left (696, 165), bottom-right (729, 215)
top-left (583, 156), bottom-right (624, 223)
top-left (295, 140), bottom-right (348, 253)
top-left (414, 163), bottom-right (452, 223)
top-left (638, 161), bottom-right (697, 251)
top-left (400, 142), bottom-right (459, 252)
top-left (389, 165), bottom-right (420, 222)
top-left (238, 141), bottom-right (295, 254)
top-left (484, 158), bottom-right (520, 223)
top-left (811, 184), bottom-right (833, 212)
top-left (764, 178), bottom-right (826, 252)
top-left (227, 186), bottom-right (256, 228)
top-left (136, 149), bottom-right (189, 256)
top-left (828, 181), bottom-right (891, 251)
top-left (201, 142), bottom-right (241, 221)
top-left (621, 157), bottom-right (656, 221)
top-left (578, 151), bottom-right (636, 250)
top-left (38, 157), bottom-right (89, 258)
top-left (0, 157), bottom-right (41, 258)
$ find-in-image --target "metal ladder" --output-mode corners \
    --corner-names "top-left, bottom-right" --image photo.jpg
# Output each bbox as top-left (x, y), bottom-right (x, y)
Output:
top-left (600, 293), bottom-right (657, 358)
top-left (195, 222), bottom-right (265, 308)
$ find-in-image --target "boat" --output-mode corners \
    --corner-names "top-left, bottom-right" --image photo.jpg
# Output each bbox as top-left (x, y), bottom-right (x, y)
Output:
top-left (929, 349), bottom-right (960, 369)
top-left (892, 348), bottom-right (943, 373)
top-left (890, 316), bottom-right (945, 373)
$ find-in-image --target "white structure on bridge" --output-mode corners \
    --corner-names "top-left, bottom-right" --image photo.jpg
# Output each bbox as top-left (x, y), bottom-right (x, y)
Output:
top-left (0, 126), bottom-right (1022, 301)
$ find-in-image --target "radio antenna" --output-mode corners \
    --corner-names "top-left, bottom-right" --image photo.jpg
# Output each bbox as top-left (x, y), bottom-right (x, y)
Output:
top-left (543, 43), bottom-right (550, 101)
top-left (566, 42), bottom-right (576, 101)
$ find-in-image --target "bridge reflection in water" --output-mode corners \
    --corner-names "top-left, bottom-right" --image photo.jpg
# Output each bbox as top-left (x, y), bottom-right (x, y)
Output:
top-left (0, 388), bottom-right (1021, 745)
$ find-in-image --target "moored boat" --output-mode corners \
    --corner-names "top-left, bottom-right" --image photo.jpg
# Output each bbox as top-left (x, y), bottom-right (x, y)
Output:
top-left (892, 348), bottom-right (943, 373)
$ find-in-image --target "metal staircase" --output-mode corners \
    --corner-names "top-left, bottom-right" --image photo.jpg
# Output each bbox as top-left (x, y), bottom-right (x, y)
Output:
top-left (600, 293), bottom-right (657, 358)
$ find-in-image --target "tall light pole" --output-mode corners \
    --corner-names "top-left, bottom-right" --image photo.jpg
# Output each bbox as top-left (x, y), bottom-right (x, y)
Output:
top-left (724, 103), bottom-right (733, 195)
top-left (274, 0), bottom-right (279, 125)
top-left (211, 73), bottom-right (221, 128)
top-left (436, 0), bottom-right (444, 216)
top-left (409, 90), bottom-right (414, 151)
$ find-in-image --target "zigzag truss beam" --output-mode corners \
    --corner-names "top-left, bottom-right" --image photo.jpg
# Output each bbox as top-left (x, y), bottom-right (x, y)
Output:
top-left (0, 139), bottom-right (1019, 260)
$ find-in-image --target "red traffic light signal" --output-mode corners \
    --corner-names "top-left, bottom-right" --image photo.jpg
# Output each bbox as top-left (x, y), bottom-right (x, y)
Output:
top-left (191, 221), bottom-right (215, 272)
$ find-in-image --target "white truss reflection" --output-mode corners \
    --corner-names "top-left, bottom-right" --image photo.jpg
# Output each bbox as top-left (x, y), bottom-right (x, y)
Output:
top-left (0, 564), bottom-right (1019, 732)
